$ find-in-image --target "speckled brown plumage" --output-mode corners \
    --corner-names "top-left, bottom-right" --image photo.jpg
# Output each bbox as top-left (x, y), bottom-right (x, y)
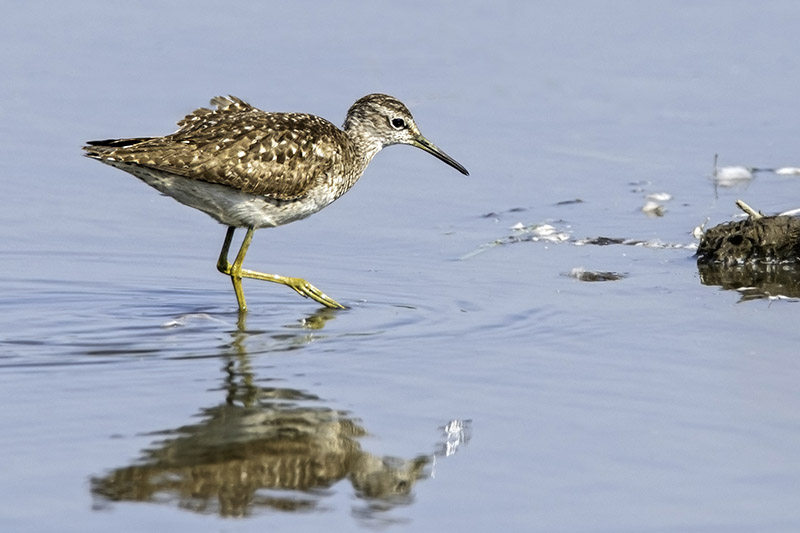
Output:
top-left (85, 96), bottom-right (357, 202)
top-left (84, 94), bottom-right (467, 229)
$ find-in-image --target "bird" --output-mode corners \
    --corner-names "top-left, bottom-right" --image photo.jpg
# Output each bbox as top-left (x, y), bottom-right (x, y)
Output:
top-left (83, 94), bottom-right (469, 312)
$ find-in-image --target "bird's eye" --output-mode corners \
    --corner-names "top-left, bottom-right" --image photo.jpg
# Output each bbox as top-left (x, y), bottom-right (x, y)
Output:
top-left (391, 117), bottom-right (406, 129)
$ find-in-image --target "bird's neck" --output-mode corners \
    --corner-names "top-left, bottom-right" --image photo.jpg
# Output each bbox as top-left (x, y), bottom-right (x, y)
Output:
top-left (342, 116), bottom-right (385, 170)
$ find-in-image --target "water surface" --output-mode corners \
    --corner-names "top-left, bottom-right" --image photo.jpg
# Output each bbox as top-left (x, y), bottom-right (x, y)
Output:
top-left (2, 2), bottom-right (800, 531)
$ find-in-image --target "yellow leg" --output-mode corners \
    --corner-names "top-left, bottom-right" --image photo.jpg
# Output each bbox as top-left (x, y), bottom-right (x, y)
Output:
top-left (216, 226), bottom-right (346, 310)
top-left (217, 226), bottom-right (247, 311)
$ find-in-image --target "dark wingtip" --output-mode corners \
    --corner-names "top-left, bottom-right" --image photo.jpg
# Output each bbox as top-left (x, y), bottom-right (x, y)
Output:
top-left (84, 138), bottom-right (150, 148)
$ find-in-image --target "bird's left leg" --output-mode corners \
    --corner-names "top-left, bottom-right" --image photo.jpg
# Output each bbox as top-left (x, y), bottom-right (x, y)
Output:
top-left (237, 228), bottom-right (346, 309)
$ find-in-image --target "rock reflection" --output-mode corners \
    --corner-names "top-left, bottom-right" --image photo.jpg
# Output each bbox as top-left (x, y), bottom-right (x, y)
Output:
top-left (697, 262), bottom-right (800, 301)
top-left (91, 328), bottom-right (469, 518)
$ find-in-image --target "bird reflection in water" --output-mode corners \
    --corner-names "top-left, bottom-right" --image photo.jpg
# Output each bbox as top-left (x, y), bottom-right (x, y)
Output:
top-left (90, 320), bottom-right (471, 519)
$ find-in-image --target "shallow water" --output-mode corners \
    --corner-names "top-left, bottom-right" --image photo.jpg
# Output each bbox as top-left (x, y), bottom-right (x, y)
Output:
top-left (3, 2), bottom-right (800, 531)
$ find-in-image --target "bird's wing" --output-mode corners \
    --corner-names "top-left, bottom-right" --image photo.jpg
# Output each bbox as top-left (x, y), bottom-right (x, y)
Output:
top-left (86, 97), bottom-right (348, 201)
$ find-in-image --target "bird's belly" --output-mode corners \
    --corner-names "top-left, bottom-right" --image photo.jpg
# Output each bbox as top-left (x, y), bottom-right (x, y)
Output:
top-left (119, 164), bottom-right (327, 228)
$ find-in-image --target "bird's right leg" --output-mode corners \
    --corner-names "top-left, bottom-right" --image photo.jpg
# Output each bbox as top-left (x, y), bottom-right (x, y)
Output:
top-left (216, 226), bottom-right (236, 274)
top-left (216, 226), bottom-right (248, 312)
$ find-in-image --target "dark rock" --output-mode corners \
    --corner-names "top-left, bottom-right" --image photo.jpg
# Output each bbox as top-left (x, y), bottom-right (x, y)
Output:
top-left (696, 215), bottom-right (800, 265)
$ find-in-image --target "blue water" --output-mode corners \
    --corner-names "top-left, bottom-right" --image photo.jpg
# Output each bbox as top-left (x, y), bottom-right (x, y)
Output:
top-left (2, 1), bottom-right (800, 531)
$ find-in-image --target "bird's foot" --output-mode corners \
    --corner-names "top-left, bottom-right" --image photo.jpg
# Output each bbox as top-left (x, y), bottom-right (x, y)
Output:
top-left (283, 276), bottom-right (346, 309)
top-left (235, 267), bottom-right (346, 309)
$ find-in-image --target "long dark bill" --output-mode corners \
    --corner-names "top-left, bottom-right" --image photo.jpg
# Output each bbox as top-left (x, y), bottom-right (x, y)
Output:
top-left (413, 136), bottom-right (469, 176)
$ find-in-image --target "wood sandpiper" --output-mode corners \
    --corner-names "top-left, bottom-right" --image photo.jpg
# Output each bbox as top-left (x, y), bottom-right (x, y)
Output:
top-left (84, 94), bottom-right (469, 312)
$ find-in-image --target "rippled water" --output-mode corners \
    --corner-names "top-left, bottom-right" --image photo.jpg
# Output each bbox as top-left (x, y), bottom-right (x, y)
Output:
top-left (3, 2), bottom-right (800, 531)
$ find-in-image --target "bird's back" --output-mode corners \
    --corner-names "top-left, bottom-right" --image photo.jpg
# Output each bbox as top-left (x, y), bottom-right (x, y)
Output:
top-left (84, 96), bottom-right (356, 202)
